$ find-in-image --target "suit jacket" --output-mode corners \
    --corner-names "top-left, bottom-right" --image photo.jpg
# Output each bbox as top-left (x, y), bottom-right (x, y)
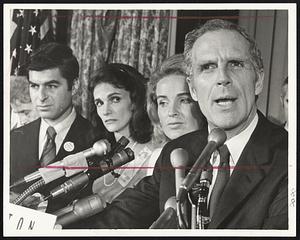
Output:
top-left (70, 111), bottom-right (288, 229)
top-left (10, 113), bottom-right (110, 213)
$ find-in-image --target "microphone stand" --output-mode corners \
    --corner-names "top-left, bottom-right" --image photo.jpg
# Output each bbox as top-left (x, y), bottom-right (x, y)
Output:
top-left (196, 180), bottom-right (210, 229)
top-left (188, 169), bottom-right (212, 229)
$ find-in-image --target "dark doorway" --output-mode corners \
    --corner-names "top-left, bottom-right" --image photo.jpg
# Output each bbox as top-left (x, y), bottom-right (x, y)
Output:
top-left (175, 10), bottom-right (239, 54)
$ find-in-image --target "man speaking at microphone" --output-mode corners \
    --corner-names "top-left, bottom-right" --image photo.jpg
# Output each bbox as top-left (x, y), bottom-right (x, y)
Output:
top-left (70, 19), bottom-right (287, 229)
top-left (10, 42), bottom-right (110, 213)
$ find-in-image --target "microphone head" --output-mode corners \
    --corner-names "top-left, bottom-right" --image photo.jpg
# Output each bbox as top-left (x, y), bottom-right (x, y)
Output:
top-left (118, 136), bottom-right (130, 147)
top-left (74, 194), bottom-right (106, 217)
top-left (170, 148), bottom-right (189, 168)
top-left (164, 196), bottom-right (176, 210)
top-left (200, 169), bottom-right (213, 183)
top-left (93, 139), bottom-right (111, 156)
top-left (207, 128), bottom-right (227, 147)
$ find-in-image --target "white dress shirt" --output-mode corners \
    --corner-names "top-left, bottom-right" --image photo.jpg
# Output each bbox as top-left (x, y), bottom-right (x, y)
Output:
top-left (207, 113), bottom-right (259, 202)
top-left (38, 107), bottom-right (76, 159)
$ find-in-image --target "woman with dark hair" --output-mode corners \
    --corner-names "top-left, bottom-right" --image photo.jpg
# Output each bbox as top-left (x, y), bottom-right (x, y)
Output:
top-left (90, 63), bottom-right (155, 203)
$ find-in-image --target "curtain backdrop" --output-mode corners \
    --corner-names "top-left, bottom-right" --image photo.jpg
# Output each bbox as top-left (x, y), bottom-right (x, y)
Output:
top-left (69, 10), bottom-right (170, 122)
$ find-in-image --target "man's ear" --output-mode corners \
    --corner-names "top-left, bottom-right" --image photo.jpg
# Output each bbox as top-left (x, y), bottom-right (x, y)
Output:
top-left (186, 76), bottom-right (198, 101)
top-left (72, 78), bottom-right (79, 96)
top-left (254, 70), bottom-right (264, 95)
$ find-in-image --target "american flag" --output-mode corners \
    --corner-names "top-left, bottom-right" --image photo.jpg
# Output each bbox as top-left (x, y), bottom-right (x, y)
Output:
top-left (10, 9), bottom-right (56, 76)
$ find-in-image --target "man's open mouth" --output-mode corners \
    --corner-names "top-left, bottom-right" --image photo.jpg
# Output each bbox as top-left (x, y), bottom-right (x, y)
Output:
top-left (215, 97), bottom-right (237, 105)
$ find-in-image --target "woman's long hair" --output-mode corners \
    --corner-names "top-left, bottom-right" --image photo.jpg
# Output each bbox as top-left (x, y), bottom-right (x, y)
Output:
top-left (89, 63), bottom-right (153, 144)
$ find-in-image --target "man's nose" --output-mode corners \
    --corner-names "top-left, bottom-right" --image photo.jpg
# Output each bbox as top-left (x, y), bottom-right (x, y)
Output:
top-left (38, 87), bottom-right (48, 101)
top-left (217, 66), bottom-right (232, 86)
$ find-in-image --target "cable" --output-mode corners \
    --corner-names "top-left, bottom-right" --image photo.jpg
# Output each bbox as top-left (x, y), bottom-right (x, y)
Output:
top-left (177, 200), bottom-right (188, 229)
top-left (12, 179), bottom-right (45, 205)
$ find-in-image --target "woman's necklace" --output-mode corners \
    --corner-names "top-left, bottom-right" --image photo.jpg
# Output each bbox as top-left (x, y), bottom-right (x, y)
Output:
top-left (103, 139), bottom-right (137, 187)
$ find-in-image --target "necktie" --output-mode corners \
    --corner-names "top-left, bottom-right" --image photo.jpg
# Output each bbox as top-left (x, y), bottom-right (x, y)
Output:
top-left (40, 126), bottom-right (57, 167)
top-left (209, 144), bottom-right (230, 218)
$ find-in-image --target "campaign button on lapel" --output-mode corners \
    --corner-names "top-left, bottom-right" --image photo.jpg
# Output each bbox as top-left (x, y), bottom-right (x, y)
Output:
top-left (64, 141), bottom-right (75, 152)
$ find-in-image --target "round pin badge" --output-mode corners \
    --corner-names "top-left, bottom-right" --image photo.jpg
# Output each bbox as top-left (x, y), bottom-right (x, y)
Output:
top-left (64, 141), bottom-right (75, 152)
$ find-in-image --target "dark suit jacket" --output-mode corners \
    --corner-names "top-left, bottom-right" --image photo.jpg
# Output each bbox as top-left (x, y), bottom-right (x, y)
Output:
top-left (71, 111), bottom-right (288, 229)
top-left (10, 113), bottom-right (110, 213)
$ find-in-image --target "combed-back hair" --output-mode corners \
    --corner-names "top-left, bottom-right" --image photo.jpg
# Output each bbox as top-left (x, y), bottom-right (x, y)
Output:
top-left (184, 19), bottom-right (264, 80)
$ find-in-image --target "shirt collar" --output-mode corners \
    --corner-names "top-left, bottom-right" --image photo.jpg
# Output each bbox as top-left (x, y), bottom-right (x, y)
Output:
top-left (40, 107), bottom-right (76, 139)
top-left (225, 113), bottom-right (258, 165)
top-left (208, 113), bottom-right (258, 166)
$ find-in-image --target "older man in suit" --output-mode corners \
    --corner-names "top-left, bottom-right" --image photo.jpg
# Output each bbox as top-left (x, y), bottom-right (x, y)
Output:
top-left (69, 19), bottom-right (288, 229)
top-left (10, 42), bottom-right (110, 213)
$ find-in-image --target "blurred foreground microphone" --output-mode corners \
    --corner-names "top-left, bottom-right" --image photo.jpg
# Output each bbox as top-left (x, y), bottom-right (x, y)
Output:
top-left (11, 139), bottom-right (111, 188)
top-left (55, 194), bottom-right (106, 227)
top-left (149, 196), bottom-right (177, 229)
top-left (177, 128), bottom-right (226, 203)
top-left (45, 148), bottom-right (134, 200)
top-left (170, 148), bottom-right (189, 195)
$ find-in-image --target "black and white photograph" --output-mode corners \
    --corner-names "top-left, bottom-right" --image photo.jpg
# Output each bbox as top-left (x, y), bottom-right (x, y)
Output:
top-left (3, 3), bottom-right (296, 237)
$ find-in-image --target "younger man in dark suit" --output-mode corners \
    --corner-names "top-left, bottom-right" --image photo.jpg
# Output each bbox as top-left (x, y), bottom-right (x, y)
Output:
top-left (10, 42), bottom-right (108, 213)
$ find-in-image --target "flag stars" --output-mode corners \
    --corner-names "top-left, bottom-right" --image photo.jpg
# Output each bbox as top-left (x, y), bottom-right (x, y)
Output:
top-left (17, 10), bottom-right (24, 18)
top-left (29, 25), bottom-right (37, 35)
top-left (34, 9), bottom-right (39, 16)
top-left (24, 44), bottom-right (32, 54)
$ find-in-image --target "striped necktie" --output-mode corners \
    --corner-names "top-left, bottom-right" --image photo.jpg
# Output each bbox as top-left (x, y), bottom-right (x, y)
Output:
top-left (209, 144), bottom-right (230, 218)
top-left (40, 126), bottom-right (57, 167)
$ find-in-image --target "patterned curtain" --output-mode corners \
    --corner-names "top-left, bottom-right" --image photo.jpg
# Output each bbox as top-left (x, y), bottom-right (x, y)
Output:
top-left (69, 10), bottom-right (119, 120)
top-left (110, 10), bottom-right (170, 78)
top-left (69, 9), bottom-right (170, 122)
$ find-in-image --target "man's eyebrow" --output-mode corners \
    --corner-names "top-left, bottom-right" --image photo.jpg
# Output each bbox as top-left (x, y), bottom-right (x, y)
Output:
top-left (28, 80), bottom-right (61, 85)
top-left (156, 95), bottom-right (168, 99)
top-left (44, 80), bottom-right (61, 85)
top-left (177, 92), bottom-right (191, 97)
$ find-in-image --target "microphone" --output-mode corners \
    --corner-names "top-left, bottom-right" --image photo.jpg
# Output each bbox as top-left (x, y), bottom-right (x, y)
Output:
top-left (170, 148), bottom-right (189, 228)
top-left (194, 170), bottom-right (213, 229)
top-left (55, 194), bottom-right (106, 227)
top-left (177, 128), bottom-right (226, 203)
top-left (149, 196), bottom-right (177, 229)
top-left (170, 148), bottom-right (189, 195)
top-left (110, 136), bottom-right (130, 154)
top-left (11, 139), bottom-right (111, 188)
top-left (45, 148), bottom-right (135, 200)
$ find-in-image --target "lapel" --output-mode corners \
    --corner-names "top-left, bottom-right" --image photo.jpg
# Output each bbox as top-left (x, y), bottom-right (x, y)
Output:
top-left (27, 118), bottom-right (41, 162)
top-left (208, 112), bottom-right (271, 228)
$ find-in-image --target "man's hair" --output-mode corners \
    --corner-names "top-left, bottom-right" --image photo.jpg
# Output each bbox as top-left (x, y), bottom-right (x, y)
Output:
top-left (28, 42), bottom-right (79, 90)
top-left (89, 63), bottom-right (153, 144)
top-left (184, 19), bottom-right (264, 79)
